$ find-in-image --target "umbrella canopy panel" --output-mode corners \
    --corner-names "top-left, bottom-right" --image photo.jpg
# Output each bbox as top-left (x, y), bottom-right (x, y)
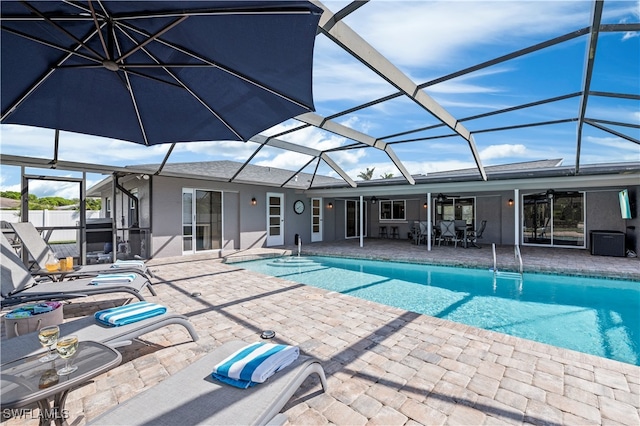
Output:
top-left (1, 1), bottom-right (322, 145)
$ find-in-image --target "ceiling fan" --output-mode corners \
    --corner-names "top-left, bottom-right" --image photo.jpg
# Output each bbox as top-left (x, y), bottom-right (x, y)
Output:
top-left (434, 193), bottom-right (461, 202)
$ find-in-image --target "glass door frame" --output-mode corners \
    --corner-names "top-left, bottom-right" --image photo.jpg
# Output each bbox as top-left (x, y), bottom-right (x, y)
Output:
top-left (311, 197), bottom-right (323, 242)
top-left (345, 199), bottom-right (367, 239)
top-left (521, 191), bottom-right (586, 248)
top-left (266, 192), bottom-right (284, 246)
top-left (182, 188), bottom-right (223, 255)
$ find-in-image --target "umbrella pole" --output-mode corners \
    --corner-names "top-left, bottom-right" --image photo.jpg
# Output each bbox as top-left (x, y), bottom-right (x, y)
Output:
top-left (52, 129), bottom-right (59, 167)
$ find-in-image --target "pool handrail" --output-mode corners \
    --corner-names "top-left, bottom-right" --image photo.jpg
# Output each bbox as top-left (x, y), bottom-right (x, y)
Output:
top-left (515, 245), bottom-right (523, 275)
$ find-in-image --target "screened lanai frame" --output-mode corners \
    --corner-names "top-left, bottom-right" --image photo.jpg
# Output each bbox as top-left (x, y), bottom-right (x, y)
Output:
top-left (1, 0), bottom-right (638, 190)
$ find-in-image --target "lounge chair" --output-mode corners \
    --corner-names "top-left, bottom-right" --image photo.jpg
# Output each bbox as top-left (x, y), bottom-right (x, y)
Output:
top-left (9, 222), bottom-right (153, 279)
top-left (1, 232), bottom-right (154, 308)
top-left (1, 310), bottom-right (199, 361)
top-left (88, 339), bottom-right (327, 426)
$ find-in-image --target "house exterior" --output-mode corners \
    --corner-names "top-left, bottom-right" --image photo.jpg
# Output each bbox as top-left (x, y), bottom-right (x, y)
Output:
top-left (87, 159), bottom-right (640, 260)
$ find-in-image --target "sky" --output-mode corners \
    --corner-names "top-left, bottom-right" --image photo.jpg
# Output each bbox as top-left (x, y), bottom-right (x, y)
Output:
top-left (1, 0), bottom-right (639, 199)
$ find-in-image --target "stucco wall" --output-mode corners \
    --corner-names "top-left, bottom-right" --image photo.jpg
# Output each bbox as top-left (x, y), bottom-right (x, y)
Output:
top-left (95, 175), bottom-right (639, 258)
top-left (476, 195), bottom-right (504, 245)
top-left (586, 186), bottom-right (639, 254)
top-left (148, 176), bottom-right (315, 258)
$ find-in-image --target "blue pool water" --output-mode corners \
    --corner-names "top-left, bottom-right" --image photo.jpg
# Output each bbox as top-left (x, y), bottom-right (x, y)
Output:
top-left (237, 255), bottom-right (640, 365)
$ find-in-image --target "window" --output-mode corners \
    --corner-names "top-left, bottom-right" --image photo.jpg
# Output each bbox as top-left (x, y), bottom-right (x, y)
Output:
top-left (434, 197), bottom-right (474, 226)
top-left (105, 197), bottom-right (111, 218)
top-left (379, 200), bottom-right (406, 221)
top-left (129, 189), bottom-right (138, 226)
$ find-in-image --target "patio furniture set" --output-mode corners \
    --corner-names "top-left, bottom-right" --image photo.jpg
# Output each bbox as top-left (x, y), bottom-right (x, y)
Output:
top-left (411, 220), bottom-right (487, 248)
top-left (1, 225), bottom-right (327, 425)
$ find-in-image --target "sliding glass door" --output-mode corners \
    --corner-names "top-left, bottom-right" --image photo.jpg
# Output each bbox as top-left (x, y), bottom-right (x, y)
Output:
top-left (551, 192), bottom-right (585, 247)
top-left (522, 192), bottom-right (584, 247)
top-left (523, 194), bottom-right (551, 245)
top-left (182, 188), bottom-right (222, 254)
top-left (345, 199), bottom-right (367, 239)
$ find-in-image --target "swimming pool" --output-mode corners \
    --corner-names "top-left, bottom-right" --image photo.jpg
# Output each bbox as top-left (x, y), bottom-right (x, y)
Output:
top-left (237, 255), bottom-right (640, 366)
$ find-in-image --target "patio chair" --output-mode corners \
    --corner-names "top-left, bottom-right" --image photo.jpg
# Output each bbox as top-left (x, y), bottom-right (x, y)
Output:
top-left (438, 220), bottom-right (458, 247)
top-left (1, 232), bottom-right (153, 308)
top-left (88, 339), bottom-right (327, 426)
top-left (466, 220), bottom-right (487, 248)
top-left (9, 222), bottom-right (153, 279)
top-left (1, 309), bottom-right (199, 361)
top-left (417, 221), bottom-right (428, 245)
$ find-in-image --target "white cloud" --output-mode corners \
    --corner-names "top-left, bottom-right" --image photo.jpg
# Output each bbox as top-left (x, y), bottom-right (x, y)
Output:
top-left (346, 1), bottom-right (590, 70)
top-left (174, 140), bottom-right (268, 161)
top-left (587, 135), bottom-right (640, 152)
top-left (1, 174), bottom-right (102, 199)
top-left (312, 52), bottom-right (394, 104)
top-left (0, 125), bottom-right (171, 165)
top-left (480, 144), bottom-right (528, 161)
top-left (257, 118), bottom-right (371, 173)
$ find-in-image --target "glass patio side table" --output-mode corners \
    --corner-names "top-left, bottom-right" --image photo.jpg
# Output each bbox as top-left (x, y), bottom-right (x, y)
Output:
top-left (1, 341), bottom-right (121, 426)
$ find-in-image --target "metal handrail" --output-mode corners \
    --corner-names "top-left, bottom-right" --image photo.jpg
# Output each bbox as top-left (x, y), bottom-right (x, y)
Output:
top-left (514, 245), bottom-right (523, 275)
top-left (492, 243), bottom-right (497, 272)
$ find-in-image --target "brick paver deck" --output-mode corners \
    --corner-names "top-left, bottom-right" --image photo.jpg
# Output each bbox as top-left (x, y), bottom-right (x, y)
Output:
top-left (2, 240), bottom-right (638, 425)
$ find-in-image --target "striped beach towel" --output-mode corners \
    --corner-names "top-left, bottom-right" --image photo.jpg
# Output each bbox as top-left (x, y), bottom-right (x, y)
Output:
top-left (211, 342), bottom-right (299, 388)
top-left (94, 301), bottom-right (166, 327)
top-left (89, 273), bottom-right (138, 285)
top-left (110, 260), bottom-right (145, 269)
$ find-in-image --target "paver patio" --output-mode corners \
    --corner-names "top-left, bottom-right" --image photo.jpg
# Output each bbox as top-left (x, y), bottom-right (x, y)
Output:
top-left (2, 240), bottom-right (639, 425)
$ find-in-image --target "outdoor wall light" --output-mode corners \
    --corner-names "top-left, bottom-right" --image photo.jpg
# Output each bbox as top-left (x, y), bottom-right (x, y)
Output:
top-left (370, 196), bottom-right (377, 204)
top-left (328, 202), bottom-right (333, 209)
top-left (508, 199), bottom-right (514, 206)
top-left (251, 197), bottom-right (257, 206)
top-left (423, 202), bottom-right (428, 209)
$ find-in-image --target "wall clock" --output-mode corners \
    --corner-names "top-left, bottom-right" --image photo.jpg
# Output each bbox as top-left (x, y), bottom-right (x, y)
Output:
top-left (293, 200), bottom-right (305, 214)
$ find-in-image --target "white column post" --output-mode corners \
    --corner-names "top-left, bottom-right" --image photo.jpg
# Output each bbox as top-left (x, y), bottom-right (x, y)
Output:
top-left (427, 193), bottom-right (432, 251)
top-left (359, 195), bottom-right (364, 248)
top-left (514, 189), bottom-right (520, 246)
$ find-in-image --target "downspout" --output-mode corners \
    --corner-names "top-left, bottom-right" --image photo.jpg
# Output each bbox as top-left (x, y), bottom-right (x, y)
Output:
top-left (79, 172), bottom-right (86, 264)
top-left (111, 173), bottom-right (118, 263)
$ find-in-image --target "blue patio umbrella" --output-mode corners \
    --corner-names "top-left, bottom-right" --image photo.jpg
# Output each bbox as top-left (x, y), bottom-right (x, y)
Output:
top-left (1, 1), bottom-right (322, 145)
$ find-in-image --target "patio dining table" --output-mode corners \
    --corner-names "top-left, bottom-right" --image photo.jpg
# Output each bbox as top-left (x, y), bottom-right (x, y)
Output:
top-left (455, 223), bottom-right (471, 249)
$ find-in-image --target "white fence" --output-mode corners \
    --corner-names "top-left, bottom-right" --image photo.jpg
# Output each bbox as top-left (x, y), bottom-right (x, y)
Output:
top-left (1, 210), bottom-right (102, 242)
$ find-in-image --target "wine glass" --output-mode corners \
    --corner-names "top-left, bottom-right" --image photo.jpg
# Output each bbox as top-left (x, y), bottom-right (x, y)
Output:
top-left (56, 335), bottom-right (79, 375)
top-left (37, 325), bottom-right (59, 362)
